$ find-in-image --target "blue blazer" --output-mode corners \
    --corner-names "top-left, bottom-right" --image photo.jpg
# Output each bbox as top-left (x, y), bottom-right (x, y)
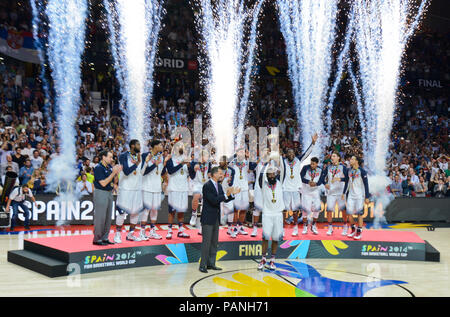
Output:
top-left (200, 180), bottom-right (234, 225)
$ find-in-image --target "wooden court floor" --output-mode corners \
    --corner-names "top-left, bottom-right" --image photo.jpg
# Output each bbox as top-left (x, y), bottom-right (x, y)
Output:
top-left (0, 225), bottom-right (449, 297)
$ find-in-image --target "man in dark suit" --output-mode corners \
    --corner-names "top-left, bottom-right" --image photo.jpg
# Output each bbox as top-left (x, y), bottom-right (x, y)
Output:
top-left (199, 166), bottom-right (240, 273)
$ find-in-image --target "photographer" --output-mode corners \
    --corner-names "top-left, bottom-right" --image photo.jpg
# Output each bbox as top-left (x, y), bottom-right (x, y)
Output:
top-left (5, 184), bottom-right (36, 231)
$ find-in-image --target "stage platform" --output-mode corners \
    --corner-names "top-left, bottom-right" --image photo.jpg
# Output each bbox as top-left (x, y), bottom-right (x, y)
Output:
top-left (7, 225), bottom-right (440, 277)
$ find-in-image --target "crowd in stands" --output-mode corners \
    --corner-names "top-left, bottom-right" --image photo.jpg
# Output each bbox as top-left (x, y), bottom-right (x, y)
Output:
top-left (0, 0), bottom-right (448, 198)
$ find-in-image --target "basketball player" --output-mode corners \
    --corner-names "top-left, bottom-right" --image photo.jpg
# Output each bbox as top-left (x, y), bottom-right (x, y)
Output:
top-left (165, 145), bottom-right (190, 239)
top-left (114, 139), bottom-right (144, 243)
top-left (218, 155), bottom-right (236, 234)
top-left (188, 150), bottom-right (211, 230)
top-left (300, 157), bottom-right (325, 235)
top-left (257, 166), bottom-right (285, 270)
top-left (229, 148), bottom-right (257, 238)
top-left (322, 152), bottom-right (348, 236)
top-left (342, 156), bottom-right (370, 240)
top-left (251, 149), bottom-right (270, 237)
top-left (139, 140), bottom-right (164, 240)
top-left (281, 133), bottom-right (317, 236)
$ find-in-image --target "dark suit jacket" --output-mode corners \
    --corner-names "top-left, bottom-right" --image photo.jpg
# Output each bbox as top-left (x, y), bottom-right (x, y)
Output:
top-left (201, 180), bottom-right (234, 225)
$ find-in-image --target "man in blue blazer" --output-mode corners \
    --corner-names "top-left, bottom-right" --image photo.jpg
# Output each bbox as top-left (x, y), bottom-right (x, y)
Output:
top-left (199, 166), bottom-right (240, 273)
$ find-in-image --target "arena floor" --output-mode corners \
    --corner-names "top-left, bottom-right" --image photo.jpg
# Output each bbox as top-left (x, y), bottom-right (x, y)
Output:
top-left (0, 223), bottom-right (449, 297)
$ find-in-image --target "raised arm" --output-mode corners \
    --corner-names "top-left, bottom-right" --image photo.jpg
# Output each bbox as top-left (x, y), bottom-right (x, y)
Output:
top-left (297, 143), bottom-right (313, 162)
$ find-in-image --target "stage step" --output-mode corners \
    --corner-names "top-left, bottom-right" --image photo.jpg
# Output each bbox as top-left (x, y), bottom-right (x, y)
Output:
top-left (7, 250), bottom-right (68, 278)
top-left (425, 241), bottom-right (440, 262)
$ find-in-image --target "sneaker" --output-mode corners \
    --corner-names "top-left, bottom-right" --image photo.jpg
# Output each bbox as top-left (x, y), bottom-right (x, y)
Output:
top-left (251, 226), bottom-right (258, 237)
top-left (354, 230), bottom-right (362, 240)
top-left (238, 226), bottom-right (248, 235)
top-left (139, 230), bottom-right (150, 241)
top-left (341, 225), bottom-right (348, 236)
top-left (326, 226), bottom-right (333, 236)
top-left (166, 230), bottom-right (173, 240)
top-left (292, 226), bottom-right (298, 236)
top-left (227, 226), bottom-right (233, 235)
top-left (347, 226), bottom-right (356, 238)
top-left (268, 260), bottom-right (276, 270)
top-left (302, 224), bottom-right (308, 235)
top-left (149, 229), bottom-right (162, 240)
top-left (311, 224), bottom-right (318, 235)
top-left (231, 228), bottom-right (238, 238)
top-left (126, 233), bottom-right (142, 242)
top-left (114, 232), bottom-right (122, 244)
top-left (177, 231), bottom-right (190, 238)
top-left (257, 258), bottom-right (266, 270)
top-left (189, 212), bottom-right (197, 226)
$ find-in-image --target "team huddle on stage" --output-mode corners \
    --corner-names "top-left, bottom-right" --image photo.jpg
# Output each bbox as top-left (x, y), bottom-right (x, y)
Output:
top-left (107, 134), bottom-right (370, 270)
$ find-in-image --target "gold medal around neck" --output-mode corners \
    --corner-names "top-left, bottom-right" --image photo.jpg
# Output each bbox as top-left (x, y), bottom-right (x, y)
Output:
top-left (272, 199), bottom-right (277, 203)
top-left (290, 174), bottom-right (294, 179)
top-left (181, 169), bottom-right (184, 175)
top-left (240, 175), bottom-right (243, 180)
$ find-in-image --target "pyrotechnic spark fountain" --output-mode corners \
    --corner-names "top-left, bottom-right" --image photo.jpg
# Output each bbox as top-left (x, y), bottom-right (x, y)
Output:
top-left (194, 0), bottom-right (264, 159)
top-left (277, 0), bottom-right (339, 159)
top-left (30, 0), bottom-right (52, 122)
top-left (235, 0), bottom-right (264, 148)
top-left (104, 0), bottom-right (165, 145)
top-left (351, 0), bottom-right (428, 175)
top-left (45, 0), bottom-right (87, 194)
top-left (350, 0), bottom-right (429, 227)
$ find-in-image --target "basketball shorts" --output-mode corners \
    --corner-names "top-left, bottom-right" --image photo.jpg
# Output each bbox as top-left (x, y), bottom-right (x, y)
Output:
top-left (234, 190), bottom-right (249, 211)
top-left (301, 193), bottom-right (321, 214)
top-left (262, 212), bottom-right (284, 242)
top-left (283, 191), bottom-right (301, 211)
top-left (168, 191), bottom-right (188, 213)
top-left (326, 195), bottom-right (346, 212)
top-left (116, 189), bottom-right (143, 214)
top-left (346, 197), bottom-right (364, 216)
top-left (143, 191), bottom-right (162, 211)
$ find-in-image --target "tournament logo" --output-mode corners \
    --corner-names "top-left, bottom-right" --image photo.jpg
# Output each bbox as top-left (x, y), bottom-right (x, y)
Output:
top-left (193, 261), bottom-right (409, 297)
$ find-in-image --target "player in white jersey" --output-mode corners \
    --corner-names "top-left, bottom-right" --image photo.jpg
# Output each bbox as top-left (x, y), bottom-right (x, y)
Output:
top-left (188, 150), bottom-right (211, 230)
top-left (257, 166), bottom-right (285, 270)
top-left (114, 139), bottom-right (144, 243)
top-left (281, 133), bottom-right (317, 236)
top-left (300, 157), bottom-right (325, 235)
top-left (342, 155), bottom-right (370, 240)
top-left (229, 148), bottom-right (257, 238)
top-left (165, 145), bottom-right (191, 239)
top-left (251, 158), bottom-right (267, 237)
top-left (218, 156), bottom-right (236, 234)
top-left (322, 152), bottom-right (348, 236)
top-left (138, 140), bottom-right (164, 240)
